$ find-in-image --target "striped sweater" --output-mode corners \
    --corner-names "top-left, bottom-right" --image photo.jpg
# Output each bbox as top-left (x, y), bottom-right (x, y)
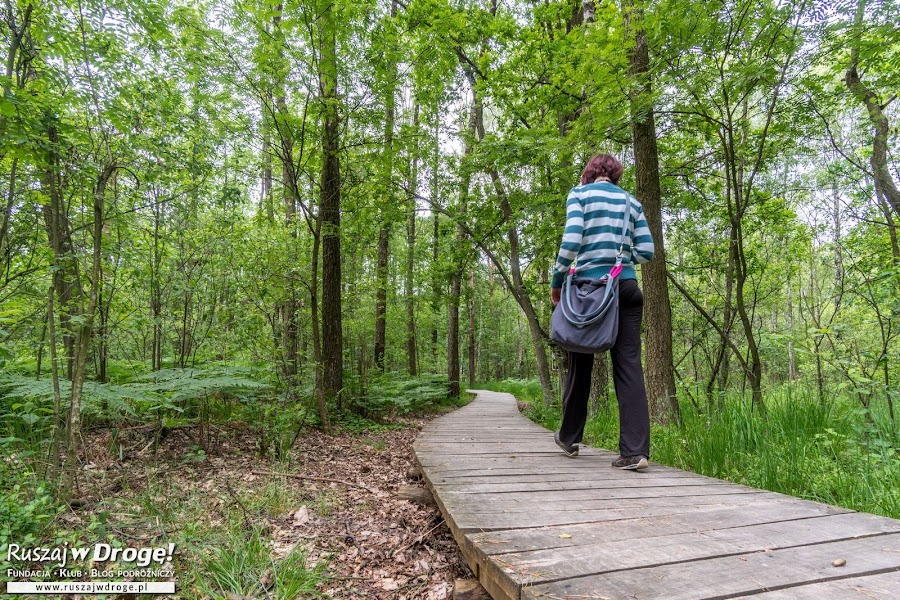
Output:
top-left (551, 181), bottom-right (655, 289)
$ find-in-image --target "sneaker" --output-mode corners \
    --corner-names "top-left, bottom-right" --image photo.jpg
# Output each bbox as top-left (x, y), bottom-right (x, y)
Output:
top-left (612, 455), bottom-right (649, 470)
top-left (554, 431), bottom-right (579, 457)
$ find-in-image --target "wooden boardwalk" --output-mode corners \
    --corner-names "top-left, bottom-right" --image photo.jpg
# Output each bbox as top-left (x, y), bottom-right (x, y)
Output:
top-left (413, 390), bottom-right (900, 600)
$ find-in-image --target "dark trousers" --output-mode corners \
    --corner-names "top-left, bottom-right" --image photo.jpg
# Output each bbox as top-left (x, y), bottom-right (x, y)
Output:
top-left (558, 279), bottom-right (651, 458)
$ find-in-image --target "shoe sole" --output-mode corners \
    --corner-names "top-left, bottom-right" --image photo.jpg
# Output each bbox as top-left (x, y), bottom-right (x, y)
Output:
top-left (554, 435), bottom-right (579, 458)
top-left (616, 457), bottom-right (649, 471)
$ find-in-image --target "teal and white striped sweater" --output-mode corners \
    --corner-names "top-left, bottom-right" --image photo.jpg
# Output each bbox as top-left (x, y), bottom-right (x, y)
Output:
top-left (550, 181), bottom-right (655, 289)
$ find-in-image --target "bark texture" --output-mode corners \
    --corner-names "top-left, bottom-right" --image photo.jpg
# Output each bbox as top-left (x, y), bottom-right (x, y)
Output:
top-left (845, 0), bottom-right (900, 220)
top-left (318, 0), bottom-right (341, 424)
top-left (627, 6), bottom-right (680, 423)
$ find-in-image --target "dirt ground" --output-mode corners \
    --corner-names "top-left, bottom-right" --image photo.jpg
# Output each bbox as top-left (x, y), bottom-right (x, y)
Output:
top-left (68, 413), bottom-right (471, 599)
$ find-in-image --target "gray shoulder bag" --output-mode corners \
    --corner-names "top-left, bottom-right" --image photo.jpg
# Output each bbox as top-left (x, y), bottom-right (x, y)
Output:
top-left (550, 196), bottom-right (631, 354)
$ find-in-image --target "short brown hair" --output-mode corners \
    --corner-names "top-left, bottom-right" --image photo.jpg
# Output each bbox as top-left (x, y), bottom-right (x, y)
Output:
top-left (580, 154), bottom-right (623, 185)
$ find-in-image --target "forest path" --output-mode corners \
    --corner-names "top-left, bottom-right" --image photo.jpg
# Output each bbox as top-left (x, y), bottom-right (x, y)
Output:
top-left (413, 390), bottom-right (900, 600)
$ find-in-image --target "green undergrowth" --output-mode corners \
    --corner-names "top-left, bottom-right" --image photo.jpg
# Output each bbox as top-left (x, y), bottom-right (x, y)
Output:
top-left (0, 471), bottom-right (328, 598)
top-left (349, 373), bottom-right (467, 419)
top-left (196, 525), bottom-right (324, 600)
top-left (1, 370), bottom-right (465, 596)
top-left (485, 378), bottom-right (900, 519)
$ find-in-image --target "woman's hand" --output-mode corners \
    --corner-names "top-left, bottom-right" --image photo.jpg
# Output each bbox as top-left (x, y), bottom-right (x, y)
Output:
top-left (551, 287), bottom-right (561, 307)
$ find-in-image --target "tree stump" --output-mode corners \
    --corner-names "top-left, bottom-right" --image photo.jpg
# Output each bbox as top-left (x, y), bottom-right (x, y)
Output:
top-left (452, 579), bottom-right (490, 599)
top-left (397, 485), bottom-right (435, 506)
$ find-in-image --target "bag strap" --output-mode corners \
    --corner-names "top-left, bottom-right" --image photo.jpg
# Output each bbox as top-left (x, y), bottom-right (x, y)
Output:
top-left (560, 274), bottom-right (618, 325)
top-left (569, 194), bottom-right (631, 277)
top-left (614, 195), bottom-right (632, 266)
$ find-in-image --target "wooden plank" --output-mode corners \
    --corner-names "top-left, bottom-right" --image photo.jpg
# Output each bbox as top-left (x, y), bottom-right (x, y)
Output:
top-left (438, 484), bottom-right (759, 502)
top-left (433, 493), bottom-right (737, 544)
top-left (417, 456), bottom-right (624, 470)
top-left (422, 462), bottom-right (698, 477)
top-left (432, 468), bottom-right (640, 479)
top-left (416, 443), bottom-right (563, 451)
top-left (443, 491), bottom-right (769, 516)
top-left (524, 534), bottom-right (900, 600)
top-left (419, 436), bottom-right (550, 441)
top-left (422, 458), bottom-right (693, 476)
top-left (450, 502), bottom-right (778, 533)
top-left (417, 451), bottom-right (629, 467)
top-left (416, 450), bottom-right (578, 457)
top-left (479, 513), bottom-right (900, 599)
top-left (464, 500), bottom-right (853, 556)
top-left (733, 571), bottom-right (900, 599)
top-left (414, 391), bottom-right (900, 600)
top-left (428, 476), bottom-right (731, 494)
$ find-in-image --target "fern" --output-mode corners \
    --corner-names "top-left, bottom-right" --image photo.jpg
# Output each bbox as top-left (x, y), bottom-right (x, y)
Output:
top-left (0, 365), bottom-right (272, 426)
top-left (0, 374), bottom-right (145, 418)
top-left (132, 366), bottom-right (271, 403)
top-left (358, 374), bottom-right (449, 417)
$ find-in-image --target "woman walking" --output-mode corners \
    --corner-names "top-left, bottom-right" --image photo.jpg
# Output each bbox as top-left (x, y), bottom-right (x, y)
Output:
top-left (550, 154), bottom-right (655, 470)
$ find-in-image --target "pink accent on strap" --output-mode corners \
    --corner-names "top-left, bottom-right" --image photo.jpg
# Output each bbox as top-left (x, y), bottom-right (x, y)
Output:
top-left (609, 264), bottom-right (623, 279)
top-left (569, 266), bottom-right (576, 275)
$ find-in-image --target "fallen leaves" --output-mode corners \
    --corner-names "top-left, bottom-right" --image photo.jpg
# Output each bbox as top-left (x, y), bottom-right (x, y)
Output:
top-left (271, 420), bottom-right (469, 598)
top-left (381, 578), bottom-right (400, 591)
top-left (293, 506), bottom-right (310, 526)
top-left (73, 413), bottom-right (468, 599)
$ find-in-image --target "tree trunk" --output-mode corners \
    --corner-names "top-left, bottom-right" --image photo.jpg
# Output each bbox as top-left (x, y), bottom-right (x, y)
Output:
top-left (845, 0), bottom-right (900, 220)
top-left (876, 188), bottom-right (900, 262)
top-left (48, 285), bottom-right (62, 484)
top-left (589, 352), bottom-right (610, 416)
top-left (374, 9), bottom-right (397, 372)
top-left (733, 220), bottom-right (763, 407)
top-left (432, 210), bottom-right (440, 370)
top-left (1, 157), bottom-right (17, 274)
top-left (832, 183), bottom-right (843, 312)
top-left (35, 312), bottom-right (46, 380)
top-left (262, 102), bottom-right (274, 222)
top-left (41, 124), bottom-right (80, 380)
top-left (318, 0), bottom-right (342, 417)
top-left (373, 1), bottom-right (400, 373)
top-left (468, 267), bottom-right (476, 387)
top-left (708, 224), bottom-right (736, 402)
top-left (448, 170), bottom-right (468, 398)
top-left (310, 217), bottom-right (330, 428)
top-left (374, 226), bottom-right (389, 372)
top-left (177, 261), bottom-right (193, 369)
top-left (431, 124), bottom-right (441, 371)
top-left (448, 271), bottom-right (461, 397)
top-left (787, 278), bottom-right (796, 381)
top-left (64, 162), bottom-right (116, 496)
top-left (277, 90), bottom-right (299, 384)
top-left (626, 3), bottom-right (679, 423)
top-left (273, 4), bottom-right (299, 389)
top-left (97, 287), bottom-right (109, 383)
top-left (406, 104), bottom-right (420, 376)
top-left (148, 191), bottom-right (163, 371)
top-left (727, 141), bottom-right (764, 408)
top-left (448, 92), bottom-right (479, 398)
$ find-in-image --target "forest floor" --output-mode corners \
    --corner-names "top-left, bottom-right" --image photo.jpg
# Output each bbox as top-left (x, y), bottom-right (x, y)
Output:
top-left (62, 410), bottom-right (469, 599)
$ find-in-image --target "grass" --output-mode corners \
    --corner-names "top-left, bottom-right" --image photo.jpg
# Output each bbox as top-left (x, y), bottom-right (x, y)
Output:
top-left (360, 436), bottom-right (387, 451)
top-left (0, 460), bottom-right (327, 597)
top-left (483, 378), bottom-right (900, 519)
top-left (195, 525), bottom-right (324, 600)
top-left (0, 371), bottom-right (463, 596)
top-left (102, 474), bottom-right (326, 598)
